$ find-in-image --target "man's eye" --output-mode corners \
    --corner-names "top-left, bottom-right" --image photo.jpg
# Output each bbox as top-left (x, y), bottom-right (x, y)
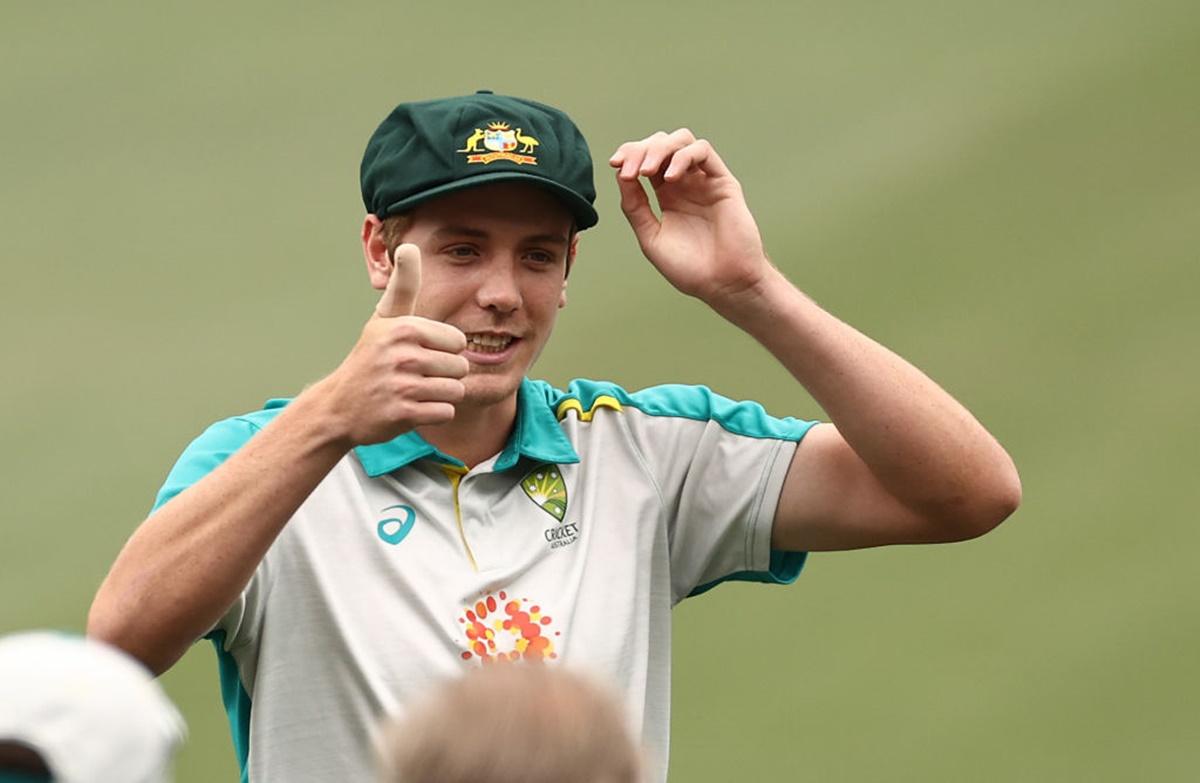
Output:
top-left (446, 246), bottom-right (479, 258)
top-left (526, 250), bottom-right (556, 264)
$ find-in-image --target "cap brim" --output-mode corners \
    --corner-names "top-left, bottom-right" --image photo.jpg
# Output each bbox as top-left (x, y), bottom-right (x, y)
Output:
top-left (379, 171), bottom-right (598, 230)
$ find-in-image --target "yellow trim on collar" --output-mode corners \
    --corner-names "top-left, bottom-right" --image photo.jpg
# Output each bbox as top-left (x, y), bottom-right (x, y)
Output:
top-left (555, 395), bottom-right (623, 422)
top-left (440, 466), bottom-right (477, 572)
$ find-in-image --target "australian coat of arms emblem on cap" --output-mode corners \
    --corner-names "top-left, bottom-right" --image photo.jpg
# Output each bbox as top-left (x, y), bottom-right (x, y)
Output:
top-left (458, 121), bottom-right (539, 166)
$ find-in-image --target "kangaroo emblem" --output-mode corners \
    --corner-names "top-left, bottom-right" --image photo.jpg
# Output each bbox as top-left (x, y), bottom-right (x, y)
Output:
top-left (458, 128), bottom-right (486, 153)
top-left (515, 128), bottom-right (540, 154)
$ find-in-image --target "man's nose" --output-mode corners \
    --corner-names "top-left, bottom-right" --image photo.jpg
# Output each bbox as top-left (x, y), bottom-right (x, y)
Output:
top-left (475, 258), bottom-right (522, 313)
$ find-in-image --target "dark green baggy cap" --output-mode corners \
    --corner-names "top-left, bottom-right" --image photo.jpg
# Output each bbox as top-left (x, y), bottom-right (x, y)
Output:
top-left (360, 90), bottom-right (598, 230)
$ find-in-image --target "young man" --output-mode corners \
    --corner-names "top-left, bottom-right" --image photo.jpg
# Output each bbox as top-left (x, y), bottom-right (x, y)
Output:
top-left (89, 91), bottom-right (1020, 782)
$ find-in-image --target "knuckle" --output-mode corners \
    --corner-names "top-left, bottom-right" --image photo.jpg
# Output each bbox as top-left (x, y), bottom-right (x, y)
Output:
top-left (387, 375), bottom-right (415, 398)
top-left (673, 127), bottom-right (696, 142)
top-left (669, 148), bottom-right (692, 165)
top-left (391, 348), bottom-right (421, 372)
top-left (385, 399), bottom-right (414, 425)
top-left (390, 319), bottom-right (418, 341)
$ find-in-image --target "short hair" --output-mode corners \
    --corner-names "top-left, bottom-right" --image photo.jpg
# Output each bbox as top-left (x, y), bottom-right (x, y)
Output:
top-left (377, 665), bottom-right (643, 783)
top-left (379, 213), bottom-right (415, 259)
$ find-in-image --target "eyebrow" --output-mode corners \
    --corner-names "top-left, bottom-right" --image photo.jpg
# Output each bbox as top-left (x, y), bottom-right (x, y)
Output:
top-left (431, 226), bottom-right (569, 245)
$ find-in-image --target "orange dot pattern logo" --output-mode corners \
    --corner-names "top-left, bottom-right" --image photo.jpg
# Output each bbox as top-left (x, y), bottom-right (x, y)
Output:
top-left (457, 590), bottom-right (560, 664)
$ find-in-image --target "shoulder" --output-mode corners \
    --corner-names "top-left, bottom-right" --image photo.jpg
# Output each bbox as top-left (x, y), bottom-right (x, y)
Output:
top-left (194, 398), bottom-right (292, 444)
top-left (152, 398), bottom-right (293, 512)
top-left (532, 378), bottom-right (816, 441)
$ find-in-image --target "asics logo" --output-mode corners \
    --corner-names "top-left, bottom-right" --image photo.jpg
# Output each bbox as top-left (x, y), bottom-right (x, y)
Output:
top-left (377, 504), bottom-right (416, 545)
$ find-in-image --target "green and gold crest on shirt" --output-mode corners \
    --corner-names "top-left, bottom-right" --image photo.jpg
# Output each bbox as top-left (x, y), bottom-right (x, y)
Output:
top-left (520, 464), bottom-right (567, 521)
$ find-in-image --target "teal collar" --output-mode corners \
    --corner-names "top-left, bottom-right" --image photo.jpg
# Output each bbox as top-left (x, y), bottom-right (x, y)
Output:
top-left (354, 378), bottom-right (579, 476)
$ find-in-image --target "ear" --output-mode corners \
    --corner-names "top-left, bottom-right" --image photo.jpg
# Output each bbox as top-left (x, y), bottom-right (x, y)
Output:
top-left (361, 214), bottom-right (392, 291)
top-left (560, 233), bottom-right (580, 309)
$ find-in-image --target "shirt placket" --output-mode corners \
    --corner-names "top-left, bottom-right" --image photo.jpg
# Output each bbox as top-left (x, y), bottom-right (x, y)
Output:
top-left (438, 464), bottom-right (480, 572)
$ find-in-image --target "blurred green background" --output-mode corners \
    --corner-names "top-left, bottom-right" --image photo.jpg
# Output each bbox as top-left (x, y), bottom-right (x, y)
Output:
top-left (2, 1), bottom-right (1198, 780)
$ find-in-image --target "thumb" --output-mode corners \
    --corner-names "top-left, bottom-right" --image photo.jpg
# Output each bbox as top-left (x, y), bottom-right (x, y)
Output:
top-left (615, 174), bottom-right (660, 254)
top-left (374, 243), bottom-right (422, 318)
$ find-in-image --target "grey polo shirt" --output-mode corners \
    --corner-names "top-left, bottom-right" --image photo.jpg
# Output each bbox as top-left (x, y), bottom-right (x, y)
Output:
top-left (152, 378), bottom-right (817, 783)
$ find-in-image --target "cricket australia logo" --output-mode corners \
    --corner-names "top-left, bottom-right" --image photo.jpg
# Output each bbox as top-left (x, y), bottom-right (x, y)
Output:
top-left (457, 121), bottom-right (539, 166)
top-left (520, 464), bottom-right (578, 550)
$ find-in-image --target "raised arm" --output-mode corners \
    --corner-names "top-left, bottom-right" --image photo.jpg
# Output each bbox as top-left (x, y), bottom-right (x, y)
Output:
top-left (609, 130), bottom-right (1021, 552)
top-left (88, 245), bottom-right (469, 673)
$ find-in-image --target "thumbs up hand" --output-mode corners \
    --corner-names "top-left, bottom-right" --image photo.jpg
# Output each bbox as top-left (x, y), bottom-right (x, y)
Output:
top-left (374, 243), bottom-right (423, 318)
top-left (315, 243), bottom-right (469, 447)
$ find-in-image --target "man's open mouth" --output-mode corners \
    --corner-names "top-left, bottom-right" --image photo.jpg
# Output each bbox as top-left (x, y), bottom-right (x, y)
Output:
top-left (465, 333), bottom-right (516, 354)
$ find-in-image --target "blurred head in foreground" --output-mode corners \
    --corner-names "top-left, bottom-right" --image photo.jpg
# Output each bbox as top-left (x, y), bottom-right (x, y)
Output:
top-left (378, 665), bottom-right (643, 783)
top-left (0, 632), bottom-right (185, 783)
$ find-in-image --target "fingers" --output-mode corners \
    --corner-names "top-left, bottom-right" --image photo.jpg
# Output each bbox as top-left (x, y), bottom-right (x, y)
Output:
top-left (414, 376), bottom-right (467, 404)
top-left (610, 129), bottom-right (691, 180)
top-left (403, 401), bottom-right (458, 427)
top-left (610, 129), bottom-right (688, 180)
top-left (375, 243), bottom-right (422, 318)
top-left (385, 358), bottom-right (467, 428)
top-left (372, 319), bottom-right (468, 377)
top-left (636, 129), bottom-right (695, 179)
top-left (663, 139), bottom-right (730, 181)
top-left (411, 320), bottom-right (468, 354)
top-left (404, 344), bottom-right (470, 380)
top-left (609, 129), bottom-right (729, 183)
top-left (342, 321), bottom-right (467, 435)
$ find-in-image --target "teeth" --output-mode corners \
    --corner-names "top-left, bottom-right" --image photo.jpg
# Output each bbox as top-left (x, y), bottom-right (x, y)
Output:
top-left (466, 334), bottom-right (513, 353)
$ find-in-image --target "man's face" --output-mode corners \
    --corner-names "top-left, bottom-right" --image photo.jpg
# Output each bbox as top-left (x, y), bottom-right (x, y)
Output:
top-left (380, 182), bottom-right (576, 409)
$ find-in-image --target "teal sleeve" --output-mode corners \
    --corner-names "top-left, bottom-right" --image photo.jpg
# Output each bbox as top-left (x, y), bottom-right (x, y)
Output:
top-left (688, 549), bottom-right (809, 597)
top-left (150, 403), bottom-right (287, 513)
top-left (151, 418), bottom-right (263, 512)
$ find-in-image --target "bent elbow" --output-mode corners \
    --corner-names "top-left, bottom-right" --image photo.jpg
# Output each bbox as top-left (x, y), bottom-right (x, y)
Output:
top-left (86, 592), bottom-right (175, 676)
top-left (977, 483), bottom-right (1021, 537)
top-left (919, 464), bottom-right (1021, 544)
top-left (996, 468), bottom-right (1023, 521)
top-left (86, 593), bottom-right (135, 658)
top-left (958, 465), bottom-right (1023, 540)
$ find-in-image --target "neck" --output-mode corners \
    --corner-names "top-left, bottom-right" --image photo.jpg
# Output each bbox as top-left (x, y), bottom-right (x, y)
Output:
top-left (416, 393), bottom-right (519, 469)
